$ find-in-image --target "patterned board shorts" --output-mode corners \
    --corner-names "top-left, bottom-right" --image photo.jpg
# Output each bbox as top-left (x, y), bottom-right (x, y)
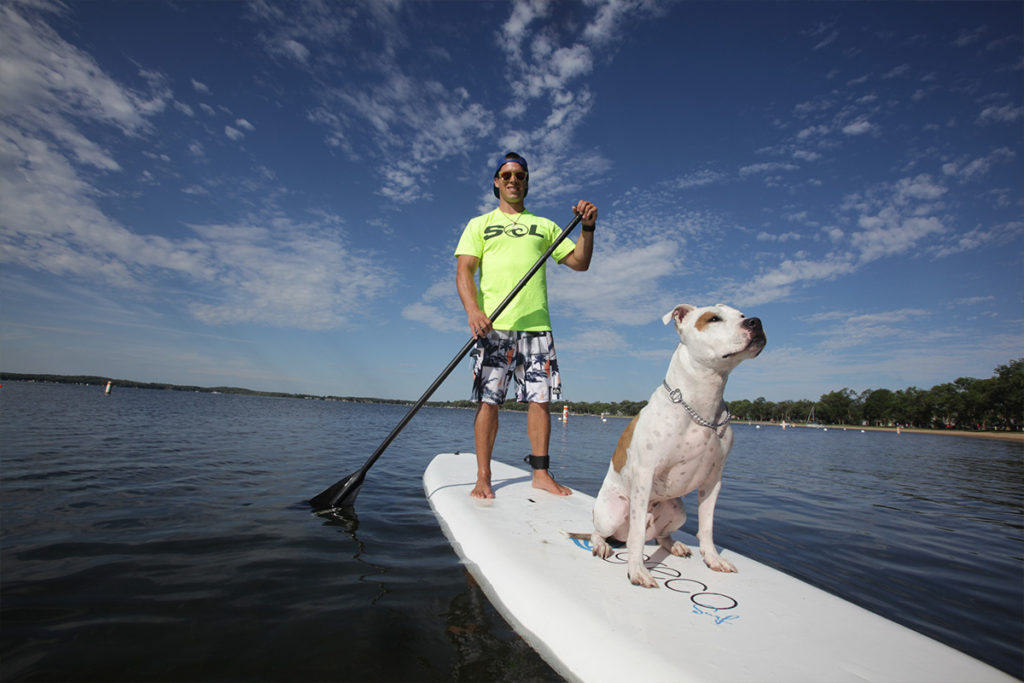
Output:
top-left (470, 330), bottom-right (562, 405)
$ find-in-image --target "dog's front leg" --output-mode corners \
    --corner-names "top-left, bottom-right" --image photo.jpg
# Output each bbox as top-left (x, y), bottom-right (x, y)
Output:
top-left (696, 472), bottom-right (737, 572)
top-left (627, 469), bottom-right (658, 588)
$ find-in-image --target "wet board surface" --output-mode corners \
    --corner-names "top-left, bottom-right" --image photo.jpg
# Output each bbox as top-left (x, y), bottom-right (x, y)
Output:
top-left (423, 452), bottom-right (1014, 683)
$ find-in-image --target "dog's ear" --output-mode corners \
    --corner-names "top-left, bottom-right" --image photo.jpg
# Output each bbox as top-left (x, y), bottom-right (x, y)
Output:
top-left (662, 304), bottom-right (695, 327)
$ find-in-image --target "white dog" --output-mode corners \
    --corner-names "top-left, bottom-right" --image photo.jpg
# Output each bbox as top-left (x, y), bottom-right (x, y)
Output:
top-left (591, 304), bottom-right (765, 587)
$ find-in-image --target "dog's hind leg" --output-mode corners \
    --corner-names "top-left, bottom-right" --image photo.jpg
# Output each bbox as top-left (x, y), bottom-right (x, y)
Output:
top-left (653, 498), bottom-right (692, 558)
top-left (591, 484), bottom-right (628, 560)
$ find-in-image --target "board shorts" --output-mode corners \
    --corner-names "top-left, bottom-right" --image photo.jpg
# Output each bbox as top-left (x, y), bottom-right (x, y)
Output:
top-left (470, 330), bottom-right (562, 405)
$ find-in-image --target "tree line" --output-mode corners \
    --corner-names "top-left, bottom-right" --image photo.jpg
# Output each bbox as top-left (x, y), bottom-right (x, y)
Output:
top-left (4, 358), bottom-right (1020, 431)
top-left (728, 358), bottom-right (1022, 431)
top-left (456, 358), bottom-right (1023, 432)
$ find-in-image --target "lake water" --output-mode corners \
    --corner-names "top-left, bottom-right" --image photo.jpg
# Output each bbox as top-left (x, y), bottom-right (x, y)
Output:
top-left (1, 381), bottom-right (1021, 681)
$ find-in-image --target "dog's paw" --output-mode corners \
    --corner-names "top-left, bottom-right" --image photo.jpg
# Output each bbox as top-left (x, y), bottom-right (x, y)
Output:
top-left (701, 550), bottom-right (737, 573)
top-left (628, 565), bottom-right (659, 588)
top-left (668, 540), bottom-right (692, 558)
top-left (591, 535), bottom-right (614, 559)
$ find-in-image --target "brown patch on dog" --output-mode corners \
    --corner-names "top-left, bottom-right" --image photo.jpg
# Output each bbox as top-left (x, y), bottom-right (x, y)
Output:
top-left (695, 311), bottom-right (718, 331)
top-left (612, 415), bottom-right (640, 472)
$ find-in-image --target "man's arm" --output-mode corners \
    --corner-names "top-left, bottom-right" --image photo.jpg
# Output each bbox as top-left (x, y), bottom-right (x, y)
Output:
top-left (456, 254), bottom-right (492, 338)
top-left (559, 200), bottom-right (597, 272)
top-left (559, 229), bottom-right (593, 271)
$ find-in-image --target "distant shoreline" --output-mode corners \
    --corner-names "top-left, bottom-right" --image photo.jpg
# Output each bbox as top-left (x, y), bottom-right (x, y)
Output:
top-left (4, 374), bottom-right (1020, 444)
top-left (742, 421), bottom-right (1024, 444)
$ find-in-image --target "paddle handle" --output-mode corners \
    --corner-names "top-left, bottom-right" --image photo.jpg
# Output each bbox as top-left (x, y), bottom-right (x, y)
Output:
top-left (357, 212), bottom-right (583, 476)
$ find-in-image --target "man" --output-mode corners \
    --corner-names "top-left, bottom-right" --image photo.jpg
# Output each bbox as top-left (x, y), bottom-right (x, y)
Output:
top-left (455, 152), bottom-right (598, 499)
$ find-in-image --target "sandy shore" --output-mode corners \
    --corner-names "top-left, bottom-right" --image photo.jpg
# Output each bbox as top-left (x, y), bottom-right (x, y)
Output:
top-left (744, 422), bottom-right (1023, 444)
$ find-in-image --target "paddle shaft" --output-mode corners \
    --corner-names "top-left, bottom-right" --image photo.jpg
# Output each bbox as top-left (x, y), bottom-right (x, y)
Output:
top-left (311, 212), bottom-right (584, 510)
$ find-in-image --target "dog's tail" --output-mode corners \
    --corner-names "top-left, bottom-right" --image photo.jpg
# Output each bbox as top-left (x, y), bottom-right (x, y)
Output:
top-left (559, 530), bottom-right (592, 541)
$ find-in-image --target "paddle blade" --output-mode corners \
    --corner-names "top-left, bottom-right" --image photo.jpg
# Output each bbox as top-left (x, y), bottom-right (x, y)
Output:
top-left (309, 470), bottom-right (364, 512)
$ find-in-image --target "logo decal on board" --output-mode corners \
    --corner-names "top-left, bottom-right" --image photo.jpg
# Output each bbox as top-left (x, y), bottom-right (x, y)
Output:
top-left (568, 537), bottom-right (740, 626)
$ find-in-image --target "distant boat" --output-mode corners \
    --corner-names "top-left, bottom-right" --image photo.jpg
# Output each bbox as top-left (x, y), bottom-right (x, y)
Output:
top-left (805, 406), bottom-right (818, 428)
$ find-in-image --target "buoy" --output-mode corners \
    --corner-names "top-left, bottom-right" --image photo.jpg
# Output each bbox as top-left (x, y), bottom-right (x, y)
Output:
top-left (105, 381), bottom-right (112, 395)
top-left (562, 405), bottom-right (569, 421)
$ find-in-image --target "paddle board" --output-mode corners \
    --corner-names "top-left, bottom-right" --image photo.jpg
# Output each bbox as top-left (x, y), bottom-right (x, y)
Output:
top-left (424, 452), bottom-right (1013, 683)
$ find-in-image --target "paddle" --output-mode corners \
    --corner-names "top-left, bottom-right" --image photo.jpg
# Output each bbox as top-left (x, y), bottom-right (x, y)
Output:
top-left (309, 212), bottom-right (584, 512)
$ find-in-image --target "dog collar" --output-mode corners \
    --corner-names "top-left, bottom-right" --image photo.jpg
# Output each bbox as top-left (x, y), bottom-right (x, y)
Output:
top-left (662, 380), bottom-right (731, 438)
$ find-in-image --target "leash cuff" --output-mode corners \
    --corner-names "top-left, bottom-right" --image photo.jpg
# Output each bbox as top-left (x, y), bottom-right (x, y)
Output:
top-left (524, 454), bottom-right (550, 470)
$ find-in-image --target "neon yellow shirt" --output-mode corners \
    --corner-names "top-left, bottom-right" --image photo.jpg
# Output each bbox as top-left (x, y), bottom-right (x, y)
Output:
top-left (454, 209), bottom-right (575, 331)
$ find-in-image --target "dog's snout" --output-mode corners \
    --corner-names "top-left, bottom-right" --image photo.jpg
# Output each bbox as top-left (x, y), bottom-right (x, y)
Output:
top-left (743, 317), bottom-right (763, 332)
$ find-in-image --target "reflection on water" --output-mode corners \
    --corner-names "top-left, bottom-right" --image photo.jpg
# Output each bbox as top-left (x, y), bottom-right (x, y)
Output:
top-left (1, 381), bottom-right (1020, 680)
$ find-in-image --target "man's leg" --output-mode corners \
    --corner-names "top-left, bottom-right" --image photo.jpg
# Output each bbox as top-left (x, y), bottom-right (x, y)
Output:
top-left (472, 402), bottom-right (499, 499)
top-left (526, 401), bottom-right (571, 496)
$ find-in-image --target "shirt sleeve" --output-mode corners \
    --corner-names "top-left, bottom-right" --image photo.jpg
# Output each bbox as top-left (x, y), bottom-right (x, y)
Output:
top-left (453, 218), bottom-right (482, 258)
top-left (552, 224), bottom-right (576, 263)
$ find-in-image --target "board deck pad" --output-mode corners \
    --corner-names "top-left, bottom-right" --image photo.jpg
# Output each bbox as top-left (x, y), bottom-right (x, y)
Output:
top-left (424, 452), bottom-right (1013, 683)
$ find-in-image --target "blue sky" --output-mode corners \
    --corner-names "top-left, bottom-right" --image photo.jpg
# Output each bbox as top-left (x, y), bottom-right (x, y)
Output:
top-left (1, 0), bottom-right (1021, 404)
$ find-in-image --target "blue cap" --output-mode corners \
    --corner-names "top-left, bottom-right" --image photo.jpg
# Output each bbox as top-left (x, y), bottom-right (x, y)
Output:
top-left (493, 153), bottom-right (528, 198)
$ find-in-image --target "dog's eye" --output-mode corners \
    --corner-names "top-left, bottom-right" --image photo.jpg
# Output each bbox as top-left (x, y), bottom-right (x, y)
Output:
top-left (709, 315), bottom-right (721, 323)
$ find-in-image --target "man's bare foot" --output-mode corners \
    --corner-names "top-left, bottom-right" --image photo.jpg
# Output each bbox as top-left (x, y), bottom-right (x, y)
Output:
top-left (470, 477), bottom-right (494, 499)
top-left (532, 470), bottom-right (572, 496)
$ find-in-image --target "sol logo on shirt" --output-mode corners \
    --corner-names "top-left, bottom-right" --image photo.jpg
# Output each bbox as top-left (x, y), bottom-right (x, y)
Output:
top-left (484, 224), bottom-right (545, 240)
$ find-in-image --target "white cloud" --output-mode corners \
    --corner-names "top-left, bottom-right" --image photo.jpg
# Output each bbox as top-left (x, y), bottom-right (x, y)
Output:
top-left (807, 308), bottom-right (934, 350)
top-left (0, 122), bottom-right (211, 287)
top-left (841, 118), bottom-right (875, 135)
top-left (583, 0), bottom-right (662, 44)
top-left (279, 39), bottom-right (310, 64)
top-left (942, 147), bottom-right (1016, 181)
top-left (225, 125), bottom-right (244, 141)
top-left (191, 78), bottom-right (210, 94)
top-left (731, 255), bottom-right (857, 307)
top-left (319, 72), bottom-right (494, 201)
top-left (796, 124), bottom-right (830, 139)
top-left (844, 175), bottom-right (949, 263)
top-left (830, 170), bottom-right (1016, 265)
top-left (0, 3), bottom-right (393, 333)
top-left (187, 220), bottom-right (392, 330)
top-left (401, 301), bottom-right (461, 333)
top-left (740, 162), bottom-right (799, 176)
top-left (804, 20), bottom-right (839, 51)
top-left (977, 104), bottom-right (1023, 124)
top-left (881, 64), bottom-right (911, 79)
top-left (0, 3), bottom-right (170, 175)
top-left (793, 149), bottom-right (822, 162)
top-left (558, 327), bottom-right (630, 357)
top-left (757, 231), bottom-right (802, 242)
top-left (550, 238), bottom-right (682, 325)
top-left (675, 169), bottom-right (727, 189)
top-left (952, 26), bottom-right (987, 48)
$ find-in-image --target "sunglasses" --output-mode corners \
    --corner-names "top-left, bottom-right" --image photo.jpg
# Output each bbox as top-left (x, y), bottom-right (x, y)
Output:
top-left (498, 171), bottom-right (527, 181)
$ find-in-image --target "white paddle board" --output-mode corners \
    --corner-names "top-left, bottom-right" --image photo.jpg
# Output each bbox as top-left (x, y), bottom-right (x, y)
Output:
top-left (424, 452), bottom-right (1013, 683)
